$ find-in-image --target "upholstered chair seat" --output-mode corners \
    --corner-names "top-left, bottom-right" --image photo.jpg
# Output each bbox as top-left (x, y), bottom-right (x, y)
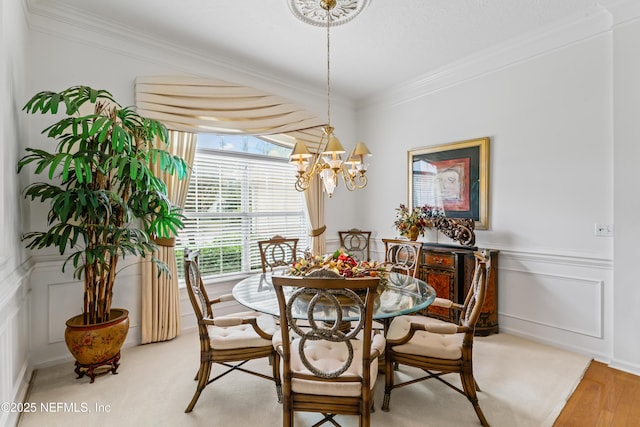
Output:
top-left (209, 311), bottom-right (277, 350)
top-left (385, 315), bottom-right (462, 360)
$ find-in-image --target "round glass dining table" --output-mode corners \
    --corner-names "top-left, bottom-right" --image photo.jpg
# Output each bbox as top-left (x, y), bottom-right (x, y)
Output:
top-left (232, 271), bottom-right (436, 324)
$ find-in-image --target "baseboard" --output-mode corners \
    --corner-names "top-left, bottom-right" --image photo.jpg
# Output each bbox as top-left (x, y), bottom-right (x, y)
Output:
top-left (608, 358), bottom-right (640, 377)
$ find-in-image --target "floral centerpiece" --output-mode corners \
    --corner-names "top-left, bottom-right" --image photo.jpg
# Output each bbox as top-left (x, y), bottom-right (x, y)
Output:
top-left (394, 203), bottom-right (445, 240)
top-left (287, 248), bottom-right (388, 279)
top-left (286, 249), bottom-right (392, 297)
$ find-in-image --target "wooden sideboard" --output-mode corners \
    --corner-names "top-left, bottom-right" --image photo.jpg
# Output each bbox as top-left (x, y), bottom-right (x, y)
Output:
top-left (417, 243), bottom-right (499, 336)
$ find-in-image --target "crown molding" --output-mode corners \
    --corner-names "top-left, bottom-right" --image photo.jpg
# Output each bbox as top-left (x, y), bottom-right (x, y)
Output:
top-left (358, 4), bottom-right (618, 111)
top-left (605, 0), bottom-right (640, 25)
top-left (22, 0), bottom-right (353, 111)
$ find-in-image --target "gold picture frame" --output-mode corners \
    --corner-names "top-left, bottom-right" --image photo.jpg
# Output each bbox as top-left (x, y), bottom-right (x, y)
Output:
top-left (408, 137), bottom-right (490, 230)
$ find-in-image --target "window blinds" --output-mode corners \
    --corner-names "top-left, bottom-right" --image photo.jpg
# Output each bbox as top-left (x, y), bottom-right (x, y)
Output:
top-left (176, 149), bottom-right (309, 278)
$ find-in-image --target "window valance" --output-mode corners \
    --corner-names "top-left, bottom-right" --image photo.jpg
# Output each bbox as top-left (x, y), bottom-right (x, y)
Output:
top-left (135, 76), bottom-right (325, 152)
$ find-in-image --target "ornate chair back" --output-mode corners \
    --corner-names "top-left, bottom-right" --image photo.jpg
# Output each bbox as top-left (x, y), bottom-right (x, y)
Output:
top-left (184, 249), bottom-right (213, 326)
top-left (271, 273), bottom-right (384, 427)
top-left (382, 238), bottom-right (423, 277)
top-left (338, 228), bottom-right (372, 261)
top-left (458, 252), bottom-right (489, 331)
top-left (258, 235), bottom-right (299, 273)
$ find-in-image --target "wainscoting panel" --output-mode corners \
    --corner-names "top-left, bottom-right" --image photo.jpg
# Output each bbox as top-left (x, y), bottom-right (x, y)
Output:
top-left (0, 261), bottom-right (31, 427)
top-left (48, 279), bottom-right (83, 344)
top-left (497, 250), bottom-right (613, 359)
top-left (499, 268), bottom-right (603, 338)
top-left (30, 257), bottom-right (142, 368)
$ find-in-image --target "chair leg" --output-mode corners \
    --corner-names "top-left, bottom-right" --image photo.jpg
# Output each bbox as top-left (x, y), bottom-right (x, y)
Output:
top-left (282, 399), bottom-right (293, 427)
top-left (460, 371), bottom-right (489, 427)
top-left (381, 355), bottom-right (394, 411)
top-left (272, 352), bottom-right (282, 403)
top-left (185, 360), bottom-right (212, 413)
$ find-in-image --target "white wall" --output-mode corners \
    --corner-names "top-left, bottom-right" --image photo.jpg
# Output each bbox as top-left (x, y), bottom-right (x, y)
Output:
top-left (353, 9), bottom-right (640, 373)
top-left (0, 0), bottom-right (31, 425)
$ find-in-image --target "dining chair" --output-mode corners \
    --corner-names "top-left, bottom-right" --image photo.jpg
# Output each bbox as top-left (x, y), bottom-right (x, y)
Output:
top-left (258, 235), bottom-right (299, 273)
top-left (381, 251), bottom-right (491, 427)
top-left (382, 238), bottom-right (423, 278)
top-left (338, 228), bottom-right (372, 261)
top-left (271, 272), bottom-right (385, 427)
top-left (183, 249), bottom-right (282, 413)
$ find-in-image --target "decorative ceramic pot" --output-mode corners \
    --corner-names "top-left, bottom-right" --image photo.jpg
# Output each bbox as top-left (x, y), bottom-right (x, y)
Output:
top-left (64, 308), bottom-right (129, 366)
top-left (408, 226), bottom-right (420, 241)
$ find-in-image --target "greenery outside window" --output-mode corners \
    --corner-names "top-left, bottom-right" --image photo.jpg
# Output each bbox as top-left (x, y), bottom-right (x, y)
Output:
top-left (175, 134), bottom-right (309, 279)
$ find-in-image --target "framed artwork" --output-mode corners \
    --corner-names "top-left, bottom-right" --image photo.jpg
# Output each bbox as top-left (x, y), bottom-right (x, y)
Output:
top-left (408, 137), bottom-right (490, 230)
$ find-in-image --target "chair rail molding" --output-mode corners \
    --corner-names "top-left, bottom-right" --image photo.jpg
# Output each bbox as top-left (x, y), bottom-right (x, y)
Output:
top-left (498, 249), bottom-right (613, 270)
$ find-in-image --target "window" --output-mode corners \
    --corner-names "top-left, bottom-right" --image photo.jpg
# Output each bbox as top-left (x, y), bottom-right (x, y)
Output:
top-left (175, 134), bottom-right (309, 279)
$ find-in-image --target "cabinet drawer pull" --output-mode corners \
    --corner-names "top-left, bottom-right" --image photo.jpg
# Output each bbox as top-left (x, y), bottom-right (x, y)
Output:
top-left (433, 257), bottom-right (445, 264)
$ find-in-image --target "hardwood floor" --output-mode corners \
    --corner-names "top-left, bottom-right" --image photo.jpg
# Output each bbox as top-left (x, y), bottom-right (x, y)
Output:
top-left (554, 361), bottom-right (640, 427)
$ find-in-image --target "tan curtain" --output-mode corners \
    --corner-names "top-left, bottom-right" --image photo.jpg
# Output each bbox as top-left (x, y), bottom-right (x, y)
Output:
top-left (141, 131), bottom-right (197, 344)
top-left (305, 178), bottom-right (326, 255)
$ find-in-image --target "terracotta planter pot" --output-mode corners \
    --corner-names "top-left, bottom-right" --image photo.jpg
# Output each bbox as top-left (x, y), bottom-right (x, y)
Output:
top-left (64, 308), bottom-right (129, 382)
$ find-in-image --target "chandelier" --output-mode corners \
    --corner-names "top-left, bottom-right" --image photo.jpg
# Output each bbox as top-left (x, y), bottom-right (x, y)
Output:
top-left (289, 0), bottom-right (372, 197)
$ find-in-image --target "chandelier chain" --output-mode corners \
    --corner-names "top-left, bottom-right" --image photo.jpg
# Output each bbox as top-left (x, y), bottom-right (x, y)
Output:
top-left (326, 9), bottom-right (332, 126)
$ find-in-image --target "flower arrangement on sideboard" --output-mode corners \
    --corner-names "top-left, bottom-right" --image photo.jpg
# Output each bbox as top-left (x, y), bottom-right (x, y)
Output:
top-left (393, 204), bottom-right (445, 240)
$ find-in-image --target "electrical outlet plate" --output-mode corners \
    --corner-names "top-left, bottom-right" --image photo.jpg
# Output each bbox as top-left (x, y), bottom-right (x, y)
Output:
top-left (595, 223), bottom-right (613, 237)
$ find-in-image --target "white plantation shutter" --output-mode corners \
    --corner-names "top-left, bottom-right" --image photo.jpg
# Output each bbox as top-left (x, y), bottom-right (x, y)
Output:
top-left (176, 148), bottom-right (309, 278)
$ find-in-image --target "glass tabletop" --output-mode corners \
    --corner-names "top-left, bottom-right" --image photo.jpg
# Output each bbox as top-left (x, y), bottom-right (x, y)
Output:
top-left (232, 271), bottom-right (436, 322)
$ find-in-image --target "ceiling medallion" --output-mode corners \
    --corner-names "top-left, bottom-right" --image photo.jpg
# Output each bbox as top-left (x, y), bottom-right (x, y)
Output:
top-left (288, 0), bottom-right (371, 27)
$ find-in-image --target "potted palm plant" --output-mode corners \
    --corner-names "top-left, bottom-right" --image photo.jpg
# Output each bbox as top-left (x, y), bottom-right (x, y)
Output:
top-left (18, 86), bottom-right (188, 382)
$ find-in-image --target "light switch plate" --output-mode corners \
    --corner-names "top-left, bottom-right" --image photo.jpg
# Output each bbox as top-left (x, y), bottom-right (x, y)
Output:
top-left (594, 223), bottom-right (613, 237)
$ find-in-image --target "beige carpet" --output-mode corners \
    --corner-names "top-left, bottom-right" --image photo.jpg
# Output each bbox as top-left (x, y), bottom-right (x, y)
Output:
top-left (18, 332), bottom-right (589, 427)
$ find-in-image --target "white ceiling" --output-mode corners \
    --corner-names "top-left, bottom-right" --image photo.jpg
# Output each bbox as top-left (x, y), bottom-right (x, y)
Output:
top-left (29, 0), bottom-right (611, 101)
